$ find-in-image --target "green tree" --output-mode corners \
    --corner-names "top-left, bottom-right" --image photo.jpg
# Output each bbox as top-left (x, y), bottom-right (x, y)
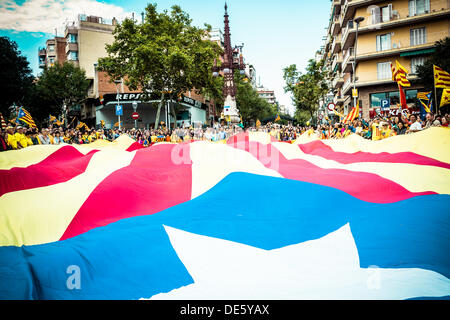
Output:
top-left (416, 37), bottom-right (450, 107)
top-left (235, 71), bottom-right (275, 125)
top-left (35, 62), bottom-right (90, 122)
top-left (283, 59), bottom-right (328, 123)
top-left (416, 37), bottom-right (450, 91)
top-left (0, 36), bottom-right (34, 118)
top-left (98, 3), bottom-right (222, 129)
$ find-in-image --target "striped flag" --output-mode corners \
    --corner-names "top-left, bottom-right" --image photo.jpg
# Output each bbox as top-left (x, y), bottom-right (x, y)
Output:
top-left (275, 114), bottom-right (281, 122)
top-left (76, 121), bottom-right (89, 131)
top-left (16, 107), bottom-right (37, 128)
top-left (391, 61), bottom-right (411, 87)
top-left (0, 113), bottom-right (6, 130)
top-left (99, 94), bottom-right (104, 105)
top-left (100, 120), bottom-right (105, 128)
top-left (342, 101), bottom-right (359, 123)
top-left (417, 92), bottom-right (431, 101)
top-left (440, 88), bottom-right (450, 107)
top-left (1, 130), bottom-right (450, 300)
top-left (256, 119), bottom-right (261, 127)
top-left (49, 115), bottom-right (57, 124)
top-left (433, 65), bottom-right (450, 88)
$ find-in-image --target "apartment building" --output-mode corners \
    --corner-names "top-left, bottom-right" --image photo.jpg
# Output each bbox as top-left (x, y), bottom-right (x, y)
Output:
top-left (257, 86), bottom-right (278, 106)
top-left (38, 37), bottom-right (67, 69)
top-left (323, 0), bottom-right (450, 119)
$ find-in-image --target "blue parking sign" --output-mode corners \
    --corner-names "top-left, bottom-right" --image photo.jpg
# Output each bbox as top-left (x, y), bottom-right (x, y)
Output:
top-left (116, 105), bottom-right (123, 116)
top-left (381, 99), bottom-right (390, 111)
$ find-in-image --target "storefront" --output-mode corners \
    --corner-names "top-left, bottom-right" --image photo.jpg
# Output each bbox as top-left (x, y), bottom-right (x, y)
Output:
top-left (95, 92), bottom-right (207, 129)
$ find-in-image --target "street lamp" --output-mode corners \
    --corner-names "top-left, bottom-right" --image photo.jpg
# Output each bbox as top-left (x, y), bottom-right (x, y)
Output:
top-left (352, 16), bottom-right (364, 114)
top-left (132, 101), bottom-right (138, 129)
top-left (114, 79), bottom-right (122, 130)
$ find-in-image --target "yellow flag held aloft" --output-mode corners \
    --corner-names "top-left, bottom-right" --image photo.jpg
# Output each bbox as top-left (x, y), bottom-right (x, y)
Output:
top-left (256, 119), bottom-right (261, 127)
top-left (391, 61), bottom-right (410, 87)
top-left (434, 65), bottom-right (450, 88)
top-left (440, 88), bottom-right (450, 107)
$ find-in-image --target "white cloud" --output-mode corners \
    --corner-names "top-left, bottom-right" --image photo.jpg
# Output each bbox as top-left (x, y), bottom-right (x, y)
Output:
top-left (0, 0), bottom-right (132, 35)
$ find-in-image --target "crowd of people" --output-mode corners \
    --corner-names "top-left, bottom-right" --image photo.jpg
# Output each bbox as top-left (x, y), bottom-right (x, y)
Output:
top-left (313, 112), bottom-right (449, 140)
top-left (1, 112), bottom-right (448, 151)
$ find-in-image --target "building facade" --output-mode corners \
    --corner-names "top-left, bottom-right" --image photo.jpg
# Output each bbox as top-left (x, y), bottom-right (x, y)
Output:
top-left (38, 37), bottom-right (67, 69)
top-left (323, 0), bottom-right (450, 119)
top-left (257, 86), bottom-right (278, 106)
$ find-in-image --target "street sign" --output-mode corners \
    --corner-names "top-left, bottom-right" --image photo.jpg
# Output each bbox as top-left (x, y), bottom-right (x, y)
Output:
top-left (381, 99), bottom-right (390, 111)
top-left (319, 114), bottom-right (324, 120)
top-left (327, 103), bottom-right (335, 112)
top-left (352, 89), bottom-right (358, 98)
top-left (223, 106), bottom-right (232, 115)
top-left (132, 112), bottom-right (139, 120)
top-left (115, 105), bottom-right (123, 116)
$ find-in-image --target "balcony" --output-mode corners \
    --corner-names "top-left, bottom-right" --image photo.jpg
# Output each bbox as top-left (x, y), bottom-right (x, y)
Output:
top-left (342, 47), bottom-right (354, 73)
top-left (331, 53), bottom-right (343, 74)
top-left (342, 76), bottom-right (353, 95)
top-left (65, 42), bottom-right (78, 54)
top-left (333, 94), bottom-right (345, 106)
top-left (330, 15), bottom-right (341, 36)
top-left (331, 34), bottom-right (342, 55)
top-left (341, 0), bottom-right (386, 27)
top-left (332, 73), bottom-right (344, 89)
top-left (357, 42), bottom-right (437, 62)
top-left (341, 21), bottom-right (356, 51)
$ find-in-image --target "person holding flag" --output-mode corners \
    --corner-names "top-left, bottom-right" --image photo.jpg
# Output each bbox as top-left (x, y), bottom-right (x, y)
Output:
top-left (433, 65), bottom-right (450, 114)
top-left (16, 107), bottom-right (37, 128)
top-left (440, 88), bottom-right (450, 108)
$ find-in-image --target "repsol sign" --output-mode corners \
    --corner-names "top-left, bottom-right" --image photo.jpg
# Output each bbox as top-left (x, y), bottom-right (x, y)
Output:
top-left (101, 92), bottom-right (207, 109)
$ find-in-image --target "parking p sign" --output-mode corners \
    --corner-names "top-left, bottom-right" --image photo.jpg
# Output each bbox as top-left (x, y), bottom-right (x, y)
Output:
top-left (116, 105), bottom-right (123, 116)
top-left (381, 99), bottom-right (390, 111)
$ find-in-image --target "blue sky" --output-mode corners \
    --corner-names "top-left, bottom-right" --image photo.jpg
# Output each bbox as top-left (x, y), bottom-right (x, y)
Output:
top-left (0, 0), bottom-right (332, 114)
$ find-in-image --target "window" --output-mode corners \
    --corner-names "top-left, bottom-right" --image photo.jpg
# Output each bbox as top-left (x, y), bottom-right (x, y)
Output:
top-left (381, 5), bottom-right (392, 22)
top-left (68, 34), bottom-right (77, 43)
top-left (48, 44), bottom-right (55, 51)
top-left (388, 91), bottom-right (400, 106)
top-left (376, 34), bottom-right (391, 51)
top-left (68, 51), bottom-right (78, 61)
top-left (405, 89), bottom-right (418, 104)
top-left (411, 57), bottom-right (425, 74)
top-left (377, 62), bottom-right (392, 80)
top-left (410, 27), bottom-right (426, 46)
top-left (370, 92), bottom-right (386, 108)
top-left (370, 91), bottom-right (405, 108)
top-left (409, 0), bottom-right (430, 16)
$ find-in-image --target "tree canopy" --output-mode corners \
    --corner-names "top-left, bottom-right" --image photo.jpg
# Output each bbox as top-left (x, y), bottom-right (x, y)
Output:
top-left (35, 61), bottom-right (90, 120)
top-left (283, 59), bottom-right (329, 124)
top-left (235, 72), bottom-right (276, 125)
top-left (0, 36), bottom-right (34, 118)
top-left (97, 3), bottom-right (222, 128)
top-left (416, 37), bottom-right (450, 106)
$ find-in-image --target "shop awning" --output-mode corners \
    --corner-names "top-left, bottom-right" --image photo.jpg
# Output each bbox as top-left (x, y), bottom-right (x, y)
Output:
top-left (400, 48), bottom-right (435, 57)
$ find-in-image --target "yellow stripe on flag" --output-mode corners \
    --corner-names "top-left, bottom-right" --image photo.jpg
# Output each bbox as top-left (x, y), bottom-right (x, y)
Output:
top-left (434, 65), bottom-right (450, 88)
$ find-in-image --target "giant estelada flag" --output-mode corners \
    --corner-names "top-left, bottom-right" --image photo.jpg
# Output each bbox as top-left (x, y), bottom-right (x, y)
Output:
top-left (0, 129), bottom-right (449, 300)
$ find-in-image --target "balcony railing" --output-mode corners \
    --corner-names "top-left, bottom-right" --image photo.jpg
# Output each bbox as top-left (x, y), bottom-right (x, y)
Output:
top-left (342, 77), bottom-right (353, 94)
top-left (342, 47), bottom-right (354, 73)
